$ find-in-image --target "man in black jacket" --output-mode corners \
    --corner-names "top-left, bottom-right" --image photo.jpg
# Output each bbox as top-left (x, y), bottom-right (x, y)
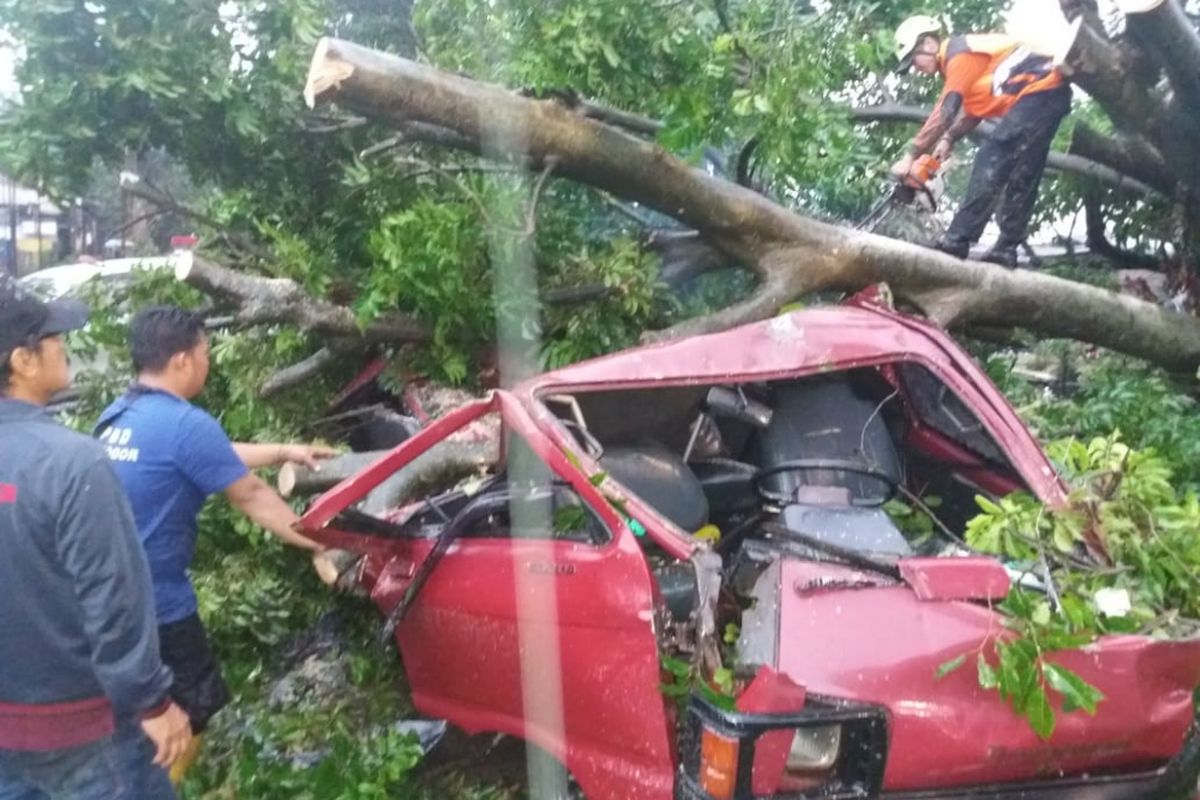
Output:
top-left (0, 276), bottom-right (191, 799)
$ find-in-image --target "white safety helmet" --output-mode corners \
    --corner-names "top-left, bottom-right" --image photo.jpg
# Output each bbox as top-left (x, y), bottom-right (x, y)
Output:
top-left (894, 14), bottom-right (942, 73)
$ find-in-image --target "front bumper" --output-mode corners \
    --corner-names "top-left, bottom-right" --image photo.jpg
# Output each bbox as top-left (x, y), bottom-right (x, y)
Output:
top-left (677, 697), bottom-right (1200, 800)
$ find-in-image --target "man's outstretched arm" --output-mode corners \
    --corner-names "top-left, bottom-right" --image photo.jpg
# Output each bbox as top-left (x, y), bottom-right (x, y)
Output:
top-left (232, 442), bottom-right (337, 469)
top-left (224, 472), bottom-right (322, 551)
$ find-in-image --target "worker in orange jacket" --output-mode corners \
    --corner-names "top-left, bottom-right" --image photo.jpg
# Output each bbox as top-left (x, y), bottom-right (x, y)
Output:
top-left (890, 16), bottom-right (1071, 268)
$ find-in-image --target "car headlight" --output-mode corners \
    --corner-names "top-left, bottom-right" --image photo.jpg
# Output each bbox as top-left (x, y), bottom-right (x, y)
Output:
top-left (786, 724), bottom-right (842, 771)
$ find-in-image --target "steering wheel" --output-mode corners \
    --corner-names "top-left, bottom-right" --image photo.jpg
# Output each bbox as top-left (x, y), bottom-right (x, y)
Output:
top-left (752, 458), bottom-right (899, 507)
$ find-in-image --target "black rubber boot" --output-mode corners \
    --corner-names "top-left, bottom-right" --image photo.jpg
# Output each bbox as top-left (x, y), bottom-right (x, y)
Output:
top-left (980, 245), bottom-right (1018, 269)
top-left (932, 237), bottom-right (970, 259)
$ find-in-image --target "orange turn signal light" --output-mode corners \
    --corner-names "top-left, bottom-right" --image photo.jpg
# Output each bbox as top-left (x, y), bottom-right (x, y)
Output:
top-left (700, 727), bottom-right (739, 800)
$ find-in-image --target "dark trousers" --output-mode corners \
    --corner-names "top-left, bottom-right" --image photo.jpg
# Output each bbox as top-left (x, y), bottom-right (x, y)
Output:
top-left (158, 614), bottom-right (229, 735)
top-left (945, 86), bottom-right (1072, 248)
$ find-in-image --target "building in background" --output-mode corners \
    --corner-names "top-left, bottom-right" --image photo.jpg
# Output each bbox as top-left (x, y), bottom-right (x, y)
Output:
top-left (0, 173), bottom-right (65, 277)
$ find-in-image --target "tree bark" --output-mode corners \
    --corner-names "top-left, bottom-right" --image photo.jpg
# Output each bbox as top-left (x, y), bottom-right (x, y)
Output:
top-left (1067, 122), bottom-right (1174, 198)
top-left (177, 254), bottom-right (429, 343)
top-left (279, 441), bottom-right (497, 516)
top-left (1121, 0), bottom-right (1200, 116)
top-left (1057, 2), bottom-right (1200, 203)
top-left (1056, 16), bottom-right (1173, 138)
top-left (305, 37), bottom-right (1200, 373)
top-left (260, 346), bottom-right (341, 398)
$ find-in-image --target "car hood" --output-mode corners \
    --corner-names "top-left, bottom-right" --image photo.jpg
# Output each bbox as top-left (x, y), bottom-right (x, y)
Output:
top-left (753, 558), bottom-right (1200, 791)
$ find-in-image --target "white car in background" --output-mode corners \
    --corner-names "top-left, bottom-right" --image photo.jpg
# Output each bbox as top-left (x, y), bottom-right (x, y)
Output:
top-left (18, 254), bottom-right (182, 299)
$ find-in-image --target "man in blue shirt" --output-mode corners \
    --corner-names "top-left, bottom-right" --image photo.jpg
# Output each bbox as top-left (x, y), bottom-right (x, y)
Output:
top-left (1, 278), bottom-right (191, 798)
top-left (95, 305), bottom-right (333, 781)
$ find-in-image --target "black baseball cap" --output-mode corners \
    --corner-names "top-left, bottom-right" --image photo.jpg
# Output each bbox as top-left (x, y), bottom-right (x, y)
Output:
top-left (0, 274), bottom-right (90, 355)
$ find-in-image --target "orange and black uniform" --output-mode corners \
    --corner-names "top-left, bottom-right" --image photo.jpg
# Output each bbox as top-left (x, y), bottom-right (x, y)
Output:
top-left (914, 34), bottom-right (1070, 253)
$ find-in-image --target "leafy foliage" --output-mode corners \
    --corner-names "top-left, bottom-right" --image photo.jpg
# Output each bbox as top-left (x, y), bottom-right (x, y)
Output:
top-left (986, 349), bottom-right (1200, 490)
top-left (940, 350), bottom-right (1200, 738)
top-left (660, 653), bottom-right (736, 712)
top-left (185, 552), bottom-right (427, 798)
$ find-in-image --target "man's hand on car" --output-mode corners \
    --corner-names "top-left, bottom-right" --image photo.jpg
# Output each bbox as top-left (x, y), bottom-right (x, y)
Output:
top-left (141, 701), bottom-right (193, 767)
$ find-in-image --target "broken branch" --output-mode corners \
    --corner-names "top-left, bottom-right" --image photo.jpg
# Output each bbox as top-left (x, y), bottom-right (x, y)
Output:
top-left (260, 346), bottom-right (344, 398)
top-left (177, 255), bottom-right (429, 343)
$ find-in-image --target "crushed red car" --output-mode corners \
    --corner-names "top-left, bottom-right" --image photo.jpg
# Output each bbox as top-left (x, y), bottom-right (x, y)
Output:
top-left (299, 293), bottom-right (1200, 800)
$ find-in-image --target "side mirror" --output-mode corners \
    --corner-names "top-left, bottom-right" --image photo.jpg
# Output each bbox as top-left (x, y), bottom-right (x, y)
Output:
top-left (704, 386), bottom-right (772, 429)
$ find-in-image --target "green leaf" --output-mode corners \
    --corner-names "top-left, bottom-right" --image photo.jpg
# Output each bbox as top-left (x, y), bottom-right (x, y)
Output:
top-left (976, 653), bottom-right (999, 689)
top-left (1042, 663), bottom-right (1104, 715)
top-left (935, 654), bottom-right (967, 681)
top-left (1025, 685), bottom-right (1056, 740)
top-left (600, 40), bottom-right (622, 68)
top-left (696, 680), bottom-right (736, 711)
top-left (660, 655), bottom-right (690, 679)
top-left (975, 495), bottom-right (1004, 515)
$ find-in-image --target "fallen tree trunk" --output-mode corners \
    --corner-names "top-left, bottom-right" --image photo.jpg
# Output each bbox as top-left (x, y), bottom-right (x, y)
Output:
top-left (279, 441), bottom-right (497, 516)
top-left (279, 450), bottom-right (395, 497)
top-left (1056, 16), bottom-right (1172, 140)
top-left (305, 37), bottom-right (1200, 373)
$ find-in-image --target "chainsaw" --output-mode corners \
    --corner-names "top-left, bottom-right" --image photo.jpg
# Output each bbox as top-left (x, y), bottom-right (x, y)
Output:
top-left (857, 153), bottom-right (945, 232)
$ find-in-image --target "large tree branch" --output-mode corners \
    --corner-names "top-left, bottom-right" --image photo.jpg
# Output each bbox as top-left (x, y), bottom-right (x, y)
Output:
top-left (304, 38), bottom-right (1200, 373)
top-left (575, 98), bottom-right (664, 135)
top-left (850, 103), bottom-right (1162, 197)
top-left (1120, 0), bottom-right (1200, 117)
top-left (1056, 8), bottom-right (1200, 196)
top-left (176, 254), bottom-right (429, 343)
top-left (1067, 122), bottom-right (1175, 197)
top-left (1056, 16), bottom-right (1171, 136)
top-left (260, 346), bottom-right (342, 398)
